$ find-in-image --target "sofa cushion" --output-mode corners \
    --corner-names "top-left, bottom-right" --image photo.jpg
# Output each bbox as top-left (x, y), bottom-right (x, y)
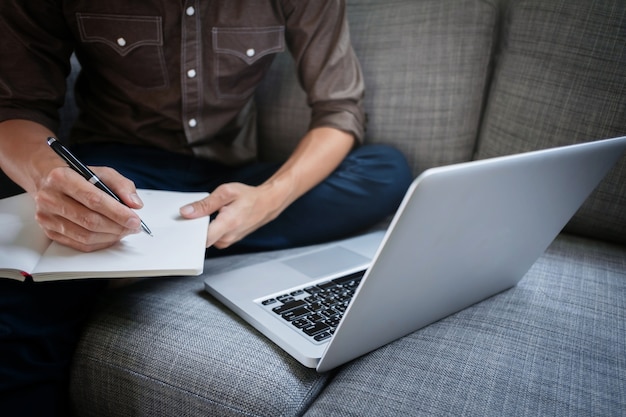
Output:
top-left (69, 249), bottom-right (332, 417)
top-left (304, 234), bottom-right (626, 416)
top-left (475, 0), bottom-right (626, 244)
top-left (256, 0), bottom-right (498, 175)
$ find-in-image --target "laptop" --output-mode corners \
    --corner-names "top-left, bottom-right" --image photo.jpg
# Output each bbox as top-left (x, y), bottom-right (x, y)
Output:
top-left (204, 136), bottom-right (626, 372)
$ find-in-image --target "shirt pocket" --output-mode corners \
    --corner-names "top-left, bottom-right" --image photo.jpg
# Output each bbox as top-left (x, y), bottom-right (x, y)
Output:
top-left (213, 26), bottom-right (285, 100)
top-left (76, 13), bottom-right (167, 89)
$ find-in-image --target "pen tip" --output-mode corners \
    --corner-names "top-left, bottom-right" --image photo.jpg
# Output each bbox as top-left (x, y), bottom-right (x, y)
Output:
top-left (141, 223), bottom-right (153, 237)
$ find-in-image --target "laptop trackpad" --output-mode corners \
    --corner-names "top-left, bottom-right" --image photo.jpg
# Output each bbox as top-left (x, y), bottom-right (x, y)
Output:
top-left (282, 246), bottom-right (370, 279)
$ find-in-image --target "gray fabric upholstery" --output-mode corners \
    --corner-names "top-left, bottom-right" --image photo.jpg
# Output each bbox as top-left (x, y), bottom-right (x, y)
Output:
top-left (475, 0), bottom-right (626, 244)
top-left (304, 234), bottom-right (626, 416)
top-left (70, 246), bottom-right (331, 417)
top-left (256, 0), bottom-right (498, 175)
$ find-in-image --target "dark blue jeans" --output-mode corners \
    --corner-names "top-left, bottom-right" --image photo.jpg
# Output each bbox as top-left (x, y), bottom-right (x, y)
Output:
top-left (72, 143), bottom-right (413, 255)
top-left (0, 278), bottom-right (108, 417)
top-left (0, 143), bottom-right (412, 416)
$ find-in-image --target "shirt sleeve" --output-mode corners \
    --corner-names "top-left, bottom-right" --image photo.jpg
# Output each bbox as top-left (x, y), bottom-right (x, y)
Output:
top-left (0, 1), bottom-right (74, 134)
top-left (284, 0), bottom-right (366, 143)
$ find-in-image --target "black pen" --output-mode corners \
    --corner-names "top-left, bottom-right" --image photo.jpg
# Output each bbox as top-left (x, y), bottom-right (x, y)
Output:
top-left (47, 137), bottom-right (153, 236)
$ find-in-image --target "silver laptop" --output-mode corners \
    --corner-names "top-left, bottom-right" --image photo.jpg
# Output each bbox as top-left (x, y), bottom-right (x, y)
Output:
top-left (204, 136), bottom-right (626, 372)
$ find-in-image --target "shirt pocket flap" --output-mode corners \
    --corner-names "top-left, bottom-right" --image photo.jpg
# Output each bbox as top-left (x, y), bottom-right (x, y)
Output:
top-left (213, 26), bottom-right (285, 65)
top-left (77, 13), bottom-right (162, 57)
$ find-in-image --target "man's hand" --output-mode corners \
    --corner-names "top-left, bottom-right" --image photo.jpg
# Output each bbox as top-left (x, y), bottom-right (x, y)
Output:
top-left (179, 182), bottom-right (282, 249)
top-left (180, 126), bottom-right (356, 249)
top-left (33, 165), bottom-right (144, 252)
top-left (0, 119), bottom-right (145, 252)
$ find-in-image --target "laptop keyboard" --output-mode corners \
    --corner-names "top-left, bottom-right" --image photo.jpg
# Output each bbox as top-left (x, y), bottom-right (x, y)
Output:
top-left (258, 270), bottom-right (365, 344)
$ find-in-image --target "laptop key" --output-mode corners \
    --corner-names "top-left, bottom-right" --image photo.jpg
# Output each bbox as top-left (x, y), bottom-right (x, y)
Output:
top-left (304, 295), bottom-right (321, 304)
top-left (308, 312), bottom-right (325, 322)
top-left (317, 281), bottom-right (336, 290)
top-left (332, 270), bottom-right (365, 285)
top-left (335, 303), bottom-right (348, 313)
top-left (282, 306), bottom-right (311, 321)
top-left (272, 299), bottom-right (307, 314)
top-left (292, 318), bottom-right (311, 329)
top-left (314, 331), bottom-right (332, 342)
top-left (321, 296), bottom-right (338, 307)
top-left (276, 294), bottom-right (294, 303)
top-left (308, 302), bottom-right (325, 312)
top-left (303, 322), bottom-right (330, 336)
top-left (326, 317), bottom-right (342, 328)
top-left (304, 286), bottom-right (322, 294)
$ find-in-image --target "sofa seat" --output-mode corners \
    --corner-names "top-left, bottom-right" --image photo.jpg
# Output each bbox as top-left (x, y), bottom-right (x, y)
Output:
top-left (70, 243), bottom-right (333, 417)
top-left (70, 233), bottom-right (626, 416)
top-left (303, 234), bottom-right (626, 416)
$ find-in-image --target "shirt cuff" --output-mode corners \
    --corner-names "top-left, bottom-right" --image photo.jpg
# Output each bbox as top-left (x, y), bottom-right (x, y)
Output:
top-left (309, 107), bottom-right (366, 144)
top-left (0, 109), bottom-right (59, 136)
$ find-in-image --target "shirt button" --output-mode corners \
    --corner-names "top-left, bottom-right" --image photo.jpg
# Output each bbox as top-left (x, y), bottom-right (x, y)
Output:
top-left (188, 118), bottom-right (198, 128)
top-left (186, 6), bottom-right (195, 16)
top-left (117, 37), bottom-right (127, 47)
top-left (187, 69), bottom-right (197, 78)
top-left (246, 48), bottom-right (256, 58)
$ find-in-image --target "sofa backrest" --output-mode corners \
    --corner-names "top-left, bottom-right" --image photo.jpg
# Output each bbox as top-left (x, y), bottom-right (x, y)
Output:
top-left (475, 0), bottom-right (626, 244)
top-left (255, 0), bottom-right (499, 175)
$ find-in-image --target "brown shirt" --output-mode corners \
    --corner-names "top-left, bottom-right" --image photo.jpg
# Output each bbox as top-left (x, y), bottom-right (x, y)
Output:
top-left (0, 0), bottom-right (365, 166)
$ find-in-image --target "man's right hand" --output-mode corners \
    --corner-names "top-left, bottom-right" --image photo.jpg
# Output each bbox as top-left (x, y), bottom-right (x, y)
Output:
top-left (33, 165), bottom-right (145, 252)
top-left (0, 120), bottom-right (146, 252)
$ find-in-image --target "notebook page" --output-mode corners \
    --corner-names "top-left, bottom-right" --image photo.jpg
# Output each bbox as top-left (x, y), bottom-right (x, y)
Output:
top-left (31, 190), bottom-right (209, 280)
top-left (0, 193), bottom-right (51, 280)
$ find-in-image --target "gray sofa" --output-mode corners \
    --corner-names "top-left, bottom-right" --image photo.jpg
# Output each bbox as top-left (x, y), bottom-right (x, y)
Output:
top-left (7, 0), bottom-right (624, 415)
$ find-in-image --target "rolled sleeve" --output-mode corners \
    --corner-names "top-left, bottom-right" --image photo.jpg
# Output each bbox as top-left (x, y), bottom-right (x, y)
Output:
top-left (0, 1), bottom-right (73, 134)
top-left (285, 0), bottom-right (366, 143)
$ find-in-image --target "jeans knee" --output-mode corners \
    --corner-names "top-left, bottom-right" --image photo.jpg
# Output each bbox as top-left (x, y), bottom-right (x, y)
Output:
top-left (346, 144), bottom-right (413, 193)
top-left (237, 144), bottom-right (413, 251)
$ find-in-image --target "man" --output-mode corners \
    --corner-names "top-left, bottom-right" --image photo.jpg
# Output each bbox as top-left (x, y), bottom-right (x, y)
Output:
top-left (0, 1), bottom-right (412, 415)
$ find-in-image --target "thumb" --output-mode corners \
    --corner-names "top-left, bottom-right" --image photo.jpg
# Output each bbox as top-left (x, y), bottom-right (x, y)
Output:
top-left (180, 196), bottom-right (215, 219)
top-left (181, 184), bottom-right (239, 219)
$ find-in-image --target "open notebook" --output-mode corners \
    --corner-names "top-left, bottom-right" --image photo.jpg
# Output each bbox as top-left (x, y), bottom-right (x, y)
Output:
top-left (0, 189), bottom-right (208, 281)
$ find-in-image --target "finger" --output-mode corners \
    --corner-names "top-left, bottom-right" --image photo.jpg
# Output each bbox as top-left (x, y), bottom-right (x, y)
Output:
top-left (205, 205), bottom-right (252, 249)
top-left (180, 184), bottom-right (239, 219)
top-left (35, 193), bottom-right (140, 241)
top-left (206, 215), bottom-right (236, 248)
top-left (94, 166), bottom-right (144, 209)
top-left (38, 167), bottom-right (141, 234)
top-left (45, 228), bottom-right (132, 252)
top-left (61, 170), bottom-right (142, 232)
top-left (37, 211), bottom-right (134, 252)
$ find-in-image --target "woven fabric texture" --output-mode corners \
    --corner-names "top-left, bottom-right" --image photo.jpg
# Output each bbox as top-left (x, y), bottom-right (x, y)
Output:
top-left (70, 246), bottom-right (331, 417)
top-left (304, 234), bottom-right (626, 417)
top-left (256, 0), bottom-right (498, 175)
top-left (475, 0), bottom-right (626, 244)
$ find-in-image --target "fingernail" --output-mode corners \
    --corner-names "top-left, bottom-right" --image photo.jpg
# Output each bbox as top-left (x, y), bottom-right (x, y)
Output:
top-left (125, 217), bottom-right (141, 230)
top-left (130, 193), bottom-right (143, 207)
top-left (180, 205), bottom-right (194, 215)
